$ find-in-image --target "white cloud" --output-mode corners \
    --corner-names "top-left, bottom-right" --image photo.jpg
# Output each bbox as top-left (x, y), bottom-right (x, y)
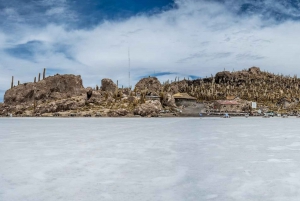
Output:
top-left (1, 0), bottom-right (300, 101)
top-left (45, 7), bottom-right (66, 16)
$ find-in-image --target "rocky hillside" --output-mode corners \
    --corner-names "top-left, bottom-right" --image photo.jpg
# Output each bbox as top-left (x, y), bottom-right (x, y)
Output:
top-left (161, 67), bottom-right (300, 111)
top-left (0, 74), bottom-right (170, 117)
top-left (1, 66), bottom-right (300, 116)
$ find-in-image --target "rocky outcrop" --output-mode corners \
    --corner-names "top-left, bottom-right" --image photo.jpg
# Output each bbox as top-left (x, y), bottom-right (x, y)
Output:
top-left (215, 71), bottom-right (232, 83)
top-left (133, 100), bottom-right (162, 117)
top-left (101, 79), bottom-right (117, 93)
top-left (135, 77), bottom-right (162, 95)
top-left (85, 90), bottom-right (102, 104)
top-left (248, 66), bottom-right (261, 75)
top-left (215, 66), bottom-right (262, 84)
top-left (107, 108), bottom-right (129, 117)
top-left (35, 96), bottom-right (86, 114)
top-left (161, 93), bottom-right (176, 107)
top-left (4, 74), bottom-right (84, 105)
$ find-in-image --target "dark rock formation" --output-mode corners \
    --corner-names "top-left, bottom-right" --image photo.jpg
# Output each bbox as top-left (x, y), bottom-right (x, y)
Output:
top-left (135, 77), bottom-right (162, 95)
top-left (4, 74), bottom-right (84, 105)
top-left (86, 87), bottom-right (93, 100)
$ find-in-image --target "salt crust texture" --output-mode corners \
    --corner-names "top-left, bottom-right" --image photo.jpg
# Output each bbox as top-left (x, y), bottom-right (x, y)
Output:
top-left (1, 117), bottom-right (300, 201)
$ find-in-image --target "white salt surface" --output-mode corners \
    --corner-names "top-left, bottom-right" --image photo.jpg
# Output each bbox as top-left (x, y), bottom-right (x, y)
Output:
top-left (1, 117), bottom-right (300, 201)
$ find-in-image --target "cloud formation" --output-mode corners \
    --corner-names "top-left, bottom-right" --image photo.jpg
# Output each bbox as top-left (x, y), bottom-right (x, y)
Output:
top-left (0, 0), bottom-right (300, 101)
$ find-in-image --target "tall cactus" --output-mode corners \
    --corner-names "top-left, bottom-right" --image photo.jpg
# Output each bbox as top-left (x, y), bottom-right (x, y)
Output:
top-left (43, 68), bottom-right (46, 79)
top-left (11, 76), bottom-right (14, 89)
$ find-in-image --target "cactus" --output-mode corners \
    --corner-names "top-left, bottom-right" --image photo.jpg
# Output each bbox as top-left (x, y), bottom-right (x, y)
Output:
top-left (43, 68), bottom-right (46, 79)
top-left (11, 76), bottom-right (14, 89)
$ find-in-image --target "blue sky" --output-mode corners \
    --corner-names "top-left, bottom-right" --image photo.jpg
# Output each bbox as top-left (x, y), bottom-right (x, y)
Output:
top-left (1, 0), bottom-right (300, 102)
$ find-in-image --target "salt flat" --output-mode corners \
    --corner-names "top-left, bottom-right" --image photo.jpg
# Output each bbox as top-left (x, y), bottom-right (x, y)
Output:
top-left (1, 117), bottom-right (300, 201)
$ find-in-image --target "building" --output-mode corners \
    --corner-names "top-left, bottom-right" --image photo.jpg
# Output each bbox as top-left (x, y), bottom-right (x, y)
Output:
top-left (214, 100), bottom-right (241, 112)
top-left (173, 93), bottom-right (197, 106)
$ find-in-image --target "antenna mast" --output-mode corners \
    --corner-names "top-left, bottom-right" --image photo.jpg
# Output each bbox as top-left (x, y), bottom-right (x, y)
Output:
top-left (128, 47), bottom-right (131, 89)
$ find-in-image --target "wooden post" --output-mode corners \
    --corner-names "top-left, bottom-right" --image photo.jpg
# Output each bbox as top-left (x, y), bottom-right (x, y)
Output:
top-left (18, 80), bottom-right (20, 85)
top-left (38, 73), bottom-right (41, 81)
top-left (11, 76), bottom-right (14, 89)
top-left (34, 77), bottom-right (36, 83)
top-left (43, 68), bottom-right (46, 79)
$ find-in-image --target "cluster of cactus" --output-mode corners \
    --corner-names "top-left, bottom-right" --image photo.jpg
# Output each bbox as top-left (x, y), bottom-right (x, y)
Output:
top-left (10, 68), bottom-right (47, 88)
top-left (161, 70), bottom-right (300, 111)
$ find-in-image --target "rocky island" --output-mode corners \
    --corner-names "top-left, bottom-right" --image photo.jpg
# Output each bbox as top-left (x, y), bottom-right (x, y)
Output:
top-left (1, 67), bottom-right (300, 117)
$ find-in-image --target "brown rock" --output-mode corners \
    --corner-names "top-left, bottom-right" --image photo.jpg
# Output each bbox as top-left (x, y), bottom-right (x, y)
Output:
top-left (107, 108), bottom-right (129, 117)
top-left (101, 79), bottom-right (117, 93)
top-left (4, 74), bottom-right (84, 105)
top-left (215, 71), bottom-right (232, 83)
top-left (168, 80), bottom-right (189, 94)
top-left (133, 100), bottom-right (162, 117)
top-left (86, 91), bottom-right (102, 104)
top-left (161, 93), bottom-right (176, 107)
top-left (35, 96), bottom-right (86, 114)
top-left (248, 66), bottom-right (261, 75)
top-left (135, 77), bottom-right (161, 95)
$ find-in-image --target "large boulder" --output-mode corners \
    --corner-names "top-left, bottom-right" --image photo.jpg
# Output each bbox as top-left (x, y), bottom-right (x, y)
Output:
top-left (101, 79), bottom-right (117, 93)
top-left (133, 100), bottom-right (162, 117)
top-left (4, 74), bottom-right (84, 105)
top-left (161, 93), bottom-right (176, 107)
top-left (135, 77), bottom-right (162, 95)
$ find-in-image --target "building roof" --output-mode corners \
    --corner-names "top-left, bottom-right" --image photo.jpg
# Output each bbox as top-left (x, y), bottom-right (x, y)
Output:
top-left (215, 100), bottom-right (240, 105)
top-left (173, 93), bottom-right (196, 100)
